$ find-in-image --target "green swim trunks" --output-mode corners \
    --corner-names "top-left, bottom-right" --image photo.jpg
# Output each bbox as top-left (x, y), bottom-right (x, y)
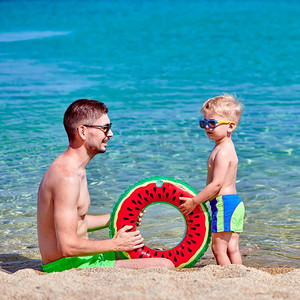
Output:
top-left (42, 252), bottom-right (116, 273)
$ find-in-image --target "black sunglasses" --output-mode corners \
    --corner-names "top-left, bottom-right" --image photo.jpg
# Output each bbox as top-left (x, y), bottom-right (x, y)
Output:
top-left (83, 123), bottom-right (112, 135)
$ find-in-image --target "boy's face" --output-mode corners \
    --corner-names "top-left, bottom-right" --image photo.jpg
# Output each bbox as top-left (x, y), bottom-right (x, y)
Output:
top-left (202, 112), bottom-right (236, 142)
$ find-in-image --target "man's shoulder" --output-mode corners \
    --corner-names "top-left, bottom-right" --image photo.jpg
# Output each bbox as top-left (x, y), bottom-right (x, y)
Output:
top-left (44, 155), bottom-right (79, 185)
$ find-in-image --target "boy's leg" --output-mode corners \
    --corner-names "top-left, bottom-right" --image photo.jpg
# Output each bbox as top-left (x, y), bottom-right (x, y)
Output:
top-left (227, 232), bottom-right (242, 264)
top-left (211, 232), bottom-right (232, 265)
top-left (114, 258), bottom-right (175, 269)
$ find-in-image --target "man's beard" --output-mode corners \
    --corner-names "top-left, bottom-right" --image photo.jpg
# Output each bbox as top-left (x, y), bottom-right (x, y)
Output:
top-left (86, 143), bottom-right (106, 158)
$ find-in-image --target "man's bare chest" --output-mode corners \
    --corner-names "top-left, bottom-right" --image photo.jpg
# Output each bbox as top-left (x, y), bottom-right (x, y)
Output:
top-left (77, 179), bottom-right (90, 217)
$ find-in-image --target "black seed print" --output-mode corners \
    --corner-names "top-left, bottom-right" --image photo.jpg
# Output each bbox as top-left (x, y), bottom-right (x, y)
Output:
top-left (158, 193), bottom-right (161, 199)
top-left (146, 190), bottom-right (149, 195)
top-left (180, 245), bottom-right (184, 249)
top-left (172, 196), bottom-right (176, 201)
top-left (194, 215), bottom-right (200, 218)
top-left (127, 207), bottom-right (132, 211)
top-left (180, 200), bottom-right (184, 204)
top-left (194, 224), bottom-right (200, 227)
top-left (187, 241), bottom-right (191, 245)
top-left (188, 248), bottom-right (192, 253)
top-left (132, 200), bottom-right (137, 204)
top-left (188, 234), bottom-right (193, 238)
top-left (195, 233), bottom-right (201, 236)
top-left (150, 193), bottom-right (154, 198)
top-left (174, 257), bottom-right (177, 263)
top-left (154, 252), bottom-right (157, 257)
top-left (181, 252), bottom-right (184, 257)
top-left (123, 217), bottom-right (129, 220)
top-left (137, 200), bottom-right (142, 205)
top-left (176, 250), bottom-right (179, 255)
top-left (163, 187), bottom-right (166, 193)
top-left (180, 194), bottom-right (183, 198)
top-left (144, 197), bottom-right (148, 202)
top-left (153, 187), bottom-right (157, 193)
top-left (138, 193), bottom-right (142, 199)
top-left (139, 254), bottom-right (144, 258)
top-left (188, 220), bottom-right (193, 223)
top-left (172, 189), bottom-right (176, 195)
top-left (191, 227), bottom-right (197, 230)
top-left (191, 240), bottom-right (196, 244)
top-left (130, 220), bottom-right (135, 223)
top-left (166, 192), bottom-right (169, 198)
top-left (135, 207), bottom-right (140, 210)
top-left (169, 252), bottom-right (172, 257)
top-left (161, 254), bottom-right (164, 258)
top-left (188, 212), bottom-right (194, 216)
top-left (129, 213), bottom-right (134, 216)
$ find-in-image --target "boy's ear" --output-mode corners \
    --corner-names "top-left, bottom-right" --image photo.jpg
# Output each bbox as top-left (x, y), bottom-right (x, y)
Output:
top-left (228, 122), bottom-right (236, 132)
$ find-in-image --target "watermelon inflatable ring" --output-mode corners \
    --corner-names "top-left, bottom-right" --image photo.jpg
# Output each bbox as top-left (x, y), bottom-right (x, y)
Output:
top-left (109, 177), bottom-right (211, 268)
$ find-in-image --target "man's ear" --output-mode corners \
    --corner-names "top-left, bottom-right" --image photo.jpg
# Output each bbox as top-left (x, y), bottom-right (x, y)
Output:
top-left (77, 125), bottom-right (87, 140)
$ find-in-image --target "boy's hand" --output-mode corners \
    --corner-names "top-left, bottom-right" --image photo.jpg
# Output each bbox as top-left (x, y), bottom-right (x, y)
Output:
top-left (137, 209), bottom-right (146, 227)
top-left (179, 197), bottom-right (196, 215)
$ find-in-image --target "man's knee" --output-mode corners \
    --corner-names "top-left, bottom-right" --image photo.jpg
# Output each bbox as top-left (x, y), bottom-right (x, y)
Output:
top-left (156, 258), bottom-right (175, 269)
top-left (164, 259), bottom-right (175, 269)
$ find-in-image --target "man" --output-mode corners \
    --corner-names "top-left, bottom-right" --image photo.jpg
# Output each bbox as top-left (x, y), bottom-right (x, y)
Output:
top-left (37, 99), bottom-right (174, 272)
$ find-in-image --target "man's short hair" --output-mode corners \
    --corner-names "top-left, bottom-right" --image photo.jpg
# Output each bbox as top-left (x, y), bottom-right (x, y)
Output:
top-left (201, 93), bottom-right (243, 124)
top-left (63, 99), bottom-right (108, 141)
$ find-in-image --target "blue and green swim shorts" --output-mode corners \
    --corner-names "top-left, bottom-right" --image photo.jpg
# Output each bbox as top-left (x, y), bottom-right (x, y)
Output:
top-left (42, 252), bottom-right (116, 273)
top-left (210, 194), bottom-right (245, 233)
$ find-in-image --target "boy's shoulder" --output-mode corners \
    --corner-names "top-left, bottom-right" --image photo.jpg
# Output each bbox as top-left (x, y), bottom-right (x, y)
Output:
top-left (211, 141), bottom-right (237, 160)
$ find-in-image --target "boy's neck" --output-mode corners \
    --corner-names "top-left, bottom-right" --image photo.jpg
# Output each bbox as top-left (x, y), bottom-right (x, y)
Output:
top-left (215, 135), bottom-right (232, 146)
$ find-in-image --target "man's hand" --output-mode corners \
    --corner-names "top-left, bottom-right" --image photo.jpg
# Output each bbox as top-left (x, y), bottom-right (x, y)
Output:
top-left (179, 197), bottom-right (196, 215)
top-left (113, 225), bottom-right (144, 251)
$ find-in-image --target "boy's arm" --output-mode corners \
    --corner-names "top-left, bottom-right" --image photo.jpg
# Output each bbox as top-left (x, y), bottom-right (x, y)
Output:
top-left (179, 150), bottom-right (230, 215)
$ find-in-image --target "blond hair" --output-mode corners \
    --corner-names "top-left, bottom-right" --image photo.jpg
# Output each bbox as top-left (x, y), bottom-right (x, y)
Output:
top-left (201, 93), bottom-right (243, 124)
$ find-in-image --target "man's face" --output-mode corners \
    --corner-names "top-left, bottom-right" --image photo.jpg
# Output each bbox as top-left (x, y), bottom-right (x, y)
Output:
top-left (84, 114), bottom-right (113, 155)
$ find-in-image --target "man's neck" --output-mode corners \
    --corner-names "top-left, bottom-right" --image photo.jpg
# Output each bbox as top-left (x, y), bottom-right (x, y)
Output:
top-left (64, 146), bottom-right (92, 170)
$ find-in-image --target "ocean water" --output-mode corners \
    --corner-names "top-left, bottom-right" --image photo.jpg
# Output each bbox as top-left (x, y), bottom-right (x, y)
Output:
top-left (0, 0), bottom-right (299, 268)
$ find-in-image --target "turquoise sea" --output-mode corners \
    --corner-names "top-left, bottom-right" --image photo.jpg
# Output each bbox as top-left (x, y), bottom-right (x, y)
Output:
top-left (0, 0), bottom-right (299, 269)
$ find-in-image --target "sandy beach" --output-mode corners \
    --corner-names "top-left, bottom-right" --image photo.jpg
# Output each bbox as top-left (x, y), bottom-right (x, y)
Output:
top-left (1, 253), bottom-right (299, 300)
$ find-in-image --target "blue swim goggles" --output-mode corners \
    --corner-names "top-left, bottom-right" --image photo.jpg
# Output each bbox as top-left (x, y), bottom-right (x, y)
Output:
top-left (199, 119), bottom-right (233, 129)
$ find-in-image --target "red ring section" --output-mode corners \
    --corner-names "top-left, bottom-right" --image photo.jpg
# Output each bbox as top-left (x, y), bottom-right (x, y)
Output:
top-left (114, 180), bottom-right (209, 268)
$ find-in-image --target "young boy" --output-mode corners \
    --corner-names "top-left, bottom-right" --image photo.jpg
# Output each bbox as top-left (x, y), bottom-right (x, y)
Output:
top-left (179, 94), bottom-right (245, 265)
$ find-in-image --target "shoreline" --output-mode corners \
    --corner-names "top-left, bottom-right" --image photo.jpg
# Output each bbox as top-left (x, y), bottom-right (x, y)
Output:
top-left (0, 246), bottom-right (298, 274)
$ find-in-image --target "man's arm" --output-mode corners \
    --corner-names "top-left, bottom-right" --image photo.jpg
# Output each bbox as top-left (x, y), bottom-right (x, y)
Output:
top-left (179, 150), bottom-right (230, 214)
top-left (53, 177), bottom-right (144, 257)
top-left (86, 214), bottom-right (110, 231)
